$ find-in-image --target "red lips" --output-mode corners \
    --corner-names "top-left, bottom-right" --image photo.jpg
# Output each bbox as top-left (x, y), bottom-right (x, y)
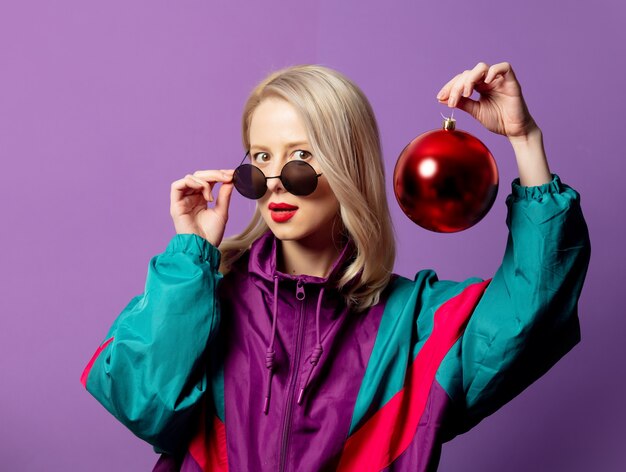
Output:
top-left (269, 202), bottom-right (299, 210)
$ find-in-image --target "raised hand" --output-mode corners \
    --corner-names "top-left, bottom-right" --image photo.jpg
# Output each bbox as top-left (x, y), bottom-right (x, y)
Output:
top-left (436, 61), bottom-right (539, 140)
top-left (170, 169), bottom-right (235, 247)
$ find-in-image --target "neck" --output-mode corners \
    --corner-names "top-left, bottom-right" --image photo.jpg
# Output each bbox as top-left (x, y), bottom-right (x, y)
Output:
top-left (277, 221), bottom-right (346, 278)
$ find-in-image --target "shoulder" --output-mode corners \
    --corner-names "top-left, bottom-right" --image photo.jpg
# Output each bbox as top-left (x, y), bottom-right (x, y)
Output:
top-left (387, 269), bottom-right (486, 312)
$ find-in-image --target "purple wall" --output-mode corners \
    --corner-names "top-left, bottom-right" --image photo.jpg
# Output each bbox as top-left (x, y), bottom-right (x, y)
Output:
top-left (1, 0), bottom-right (623, 470)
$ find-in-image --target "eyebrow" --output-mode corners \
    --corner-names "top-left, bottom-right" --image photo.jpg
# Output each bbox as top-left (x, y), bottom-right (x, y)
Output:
top-left (249, 141), bottom-right (310, 152)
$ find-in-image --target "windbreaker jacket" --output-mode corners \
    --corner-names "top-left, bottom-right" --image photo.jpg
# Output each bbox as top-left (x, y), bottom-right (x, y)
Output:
top-left (81, 173), bottom-right (591, 472)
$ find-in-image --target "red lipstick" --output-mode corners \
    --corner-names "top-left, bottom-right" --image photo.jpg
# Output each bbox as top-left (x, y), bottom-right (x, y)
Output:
top-left (269, 202), bottom-right (298, 210)
top-left (269, 202), bottom-right (299, 223)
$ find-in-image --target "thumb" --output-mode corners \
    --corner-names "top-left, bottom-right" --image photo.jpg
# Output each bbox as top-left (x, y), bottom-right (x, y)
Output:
top-left (214, 182), bottom-right (234, 220)
top-left (454, 96), bottom-right (480, 120)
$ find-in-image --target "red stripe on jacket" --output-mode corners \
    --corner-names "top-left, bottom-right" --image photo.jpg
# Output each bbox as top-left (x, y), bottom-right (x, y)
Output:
top-left (188, 399), bottom-right (229, 471)
top-left (337, 279), bottom-right (491, 471)
top-left (80, 337), bottom-right (114, 388)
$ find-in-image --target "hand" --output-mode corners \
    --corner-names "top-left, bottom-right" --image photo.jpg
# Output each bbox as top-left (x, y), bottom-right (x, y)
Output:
top-left (170, 169), bottom-right (235, 247)
top-left (436, 62), bottom-right (539, 141)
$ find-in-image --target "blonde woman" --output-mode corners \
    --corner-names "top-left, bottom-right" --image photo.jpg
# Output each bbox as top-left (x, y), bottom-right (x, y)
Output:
top-left (81, 62), bottom-right (590, 471)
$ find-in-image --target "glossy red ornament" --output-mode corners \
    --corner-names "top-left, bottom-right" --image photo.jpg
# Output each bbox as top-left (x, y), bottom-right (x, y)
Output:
top-left (393, 117), bottom-right (498, 233)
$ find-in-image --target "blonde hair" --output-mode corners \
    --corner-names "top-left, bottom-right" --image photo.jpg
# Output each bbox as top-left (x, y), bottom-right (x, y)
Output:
top-left (218, 64), bottom-right (396, 312)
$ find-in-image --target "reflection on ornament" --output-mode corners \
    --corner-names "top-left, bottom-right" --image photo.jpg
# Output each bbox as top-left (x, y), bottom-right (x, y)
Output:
top-left (419, 158), bottom-right (437, 178)
top-left (393, 116), bottom-right (499, 233)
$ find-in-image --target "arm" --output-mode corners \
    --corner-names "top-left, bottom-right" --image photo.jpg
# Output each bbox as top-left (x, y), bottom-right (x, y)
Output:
top-left (436, 173), bottom-right (591, 436)
top-left (509, 126), bottom-right (551, 187)
top-left (80, 233), bottom-right (223, 454)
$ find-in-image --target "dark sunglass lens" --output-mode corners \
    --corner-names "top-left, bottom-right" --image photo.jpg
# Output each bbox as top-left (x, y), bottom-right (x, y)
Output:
top-left (234, 164), bottom-right (267, 199)
top-left (282, 160), bottom-right (318, 196)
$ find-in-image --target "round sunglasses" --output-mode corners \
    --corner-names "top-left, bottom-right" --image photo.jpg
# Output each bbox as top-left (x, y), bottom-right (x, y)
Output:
top-left (233, 152), bottom-right (323, 200)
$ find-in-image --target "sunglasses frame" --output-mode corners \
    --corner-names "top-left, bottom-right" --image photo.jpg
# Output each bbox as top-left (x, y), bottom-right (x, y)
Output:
top-left (233, 151), bottom-right (323, 199)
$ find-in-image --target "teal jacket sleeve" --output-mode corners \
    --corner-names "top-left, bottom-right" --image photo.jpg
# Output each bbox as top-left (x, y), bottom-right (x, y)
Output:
top-left (80, 233), bottom-right (223, 455)
top-left (434, 173), bottom-right (591, 437)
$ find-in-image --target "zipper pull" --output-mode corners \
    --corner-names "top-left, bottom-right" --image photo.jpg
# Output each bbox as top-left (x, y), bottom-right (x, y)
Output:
top-left (296, 279), bottom-right (306, 301)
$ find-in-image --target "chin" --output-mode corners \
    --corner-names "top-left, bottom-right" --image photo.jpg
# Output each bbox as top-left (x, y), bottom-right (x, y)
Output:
top-left (267, 224), bottom-right (310, 242)
top-left (261, 209), bottom-right (339, 246)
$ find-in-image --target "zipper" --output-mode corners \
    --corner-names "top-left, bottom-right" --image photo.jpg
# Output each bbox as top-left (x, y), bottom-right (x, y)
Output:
top-left (278, 277), bottom-right (306, 472)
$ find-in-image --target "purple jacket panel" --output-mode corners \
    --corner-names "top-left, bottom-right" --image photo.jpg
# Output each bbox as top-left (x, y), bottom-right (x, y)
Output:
top-left (217, 231), bottom-right (387, 472)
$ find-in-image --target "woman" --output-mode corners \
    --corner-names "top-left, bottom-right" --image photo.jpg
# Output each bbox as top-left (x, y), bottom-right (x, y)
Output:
top-left (81, 62), bottom-right (591, 471)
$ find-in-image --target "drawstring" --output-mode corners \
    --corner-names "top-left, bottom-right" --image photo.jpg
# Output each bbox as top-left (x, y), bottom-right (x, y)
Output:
top-left (263, 278), bottom-right (326, 413)
top-left (297, 286), bottom-right (325, 405)
top-left (263, 275), bottom-right (279, 415)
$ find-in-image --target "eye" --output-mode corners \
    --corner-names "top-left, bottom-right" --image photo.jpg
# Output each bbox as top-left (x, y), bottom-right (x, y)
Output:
top-left (252, 152), bottom-right (271, 164)
top-left (293, 150), bottom-right (312, 160)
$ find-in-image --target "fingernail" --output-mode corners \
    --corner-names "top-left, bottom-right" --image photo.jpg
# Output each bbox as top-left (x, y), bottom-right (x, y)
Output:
top-left (436, 91), bottom-right (444, 99)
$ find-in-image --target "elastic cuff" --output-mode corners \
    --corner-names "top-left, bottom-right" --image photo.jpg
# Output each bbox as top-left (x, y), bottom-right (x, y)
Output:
top-left (165, 233), bottom-right (221, 269)
top-left (510, 173), bottom-right (563, 201)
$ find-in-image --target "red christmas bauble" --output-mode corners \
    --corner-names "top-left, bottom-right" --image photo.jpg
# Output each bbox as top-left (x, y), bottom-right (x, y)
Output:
top-left (393, 117), bottom-right (498, 233)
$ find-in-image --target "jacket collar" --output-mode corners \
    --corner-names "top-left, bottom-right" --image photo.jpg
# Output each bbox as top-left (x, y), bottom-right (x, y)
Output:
top-left (246, 230), bottom-right (357, 415)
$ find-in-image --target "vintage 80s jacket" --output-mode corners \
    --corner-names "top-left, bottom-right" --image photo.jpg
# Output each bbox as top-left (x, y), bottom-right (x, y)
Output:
top-left (81, 174), bottom-right (591, 471)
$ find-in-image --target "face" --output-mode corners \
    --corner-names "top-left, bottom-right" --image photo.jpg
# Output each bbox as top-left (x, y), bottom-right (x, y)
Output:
top-left (248, 97), bottom-right (341, 247)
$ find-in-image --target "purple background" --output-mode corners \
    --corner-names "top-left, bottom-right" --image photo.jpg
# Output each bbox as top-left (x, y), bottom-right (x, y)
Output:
top-left (1, 0), bottom-right (623, 470)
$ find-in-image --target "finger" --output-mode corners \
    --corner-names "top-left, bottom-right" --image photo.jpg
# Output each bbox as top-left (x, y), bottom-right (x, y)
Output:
top-left (484, 61), bottom-right (514, 84)
top-left (173, 175), bottom-right (212, 202)
top-left (453, 95), bottom-right (480, 119)
top-left (448, 70), bottom-right (471, 108)
top-left (191, 170), bottom-right (234, 202)
top-left (193, 169), bottom-right (235, 184)
top-left (171, 177), bottom-right (202, 199)
top-left (436, 73), bottom-right (462, 100)
top-left (220, 169), bottom-right (235, 183)
top-left (187, 175), bottom-right (214, 202)
top-left (171, 182), bottom-right (202, 207)
top-left (461, 62), bottom-right (490, 97)
top-left (214, 182), bottom-right (234, 220)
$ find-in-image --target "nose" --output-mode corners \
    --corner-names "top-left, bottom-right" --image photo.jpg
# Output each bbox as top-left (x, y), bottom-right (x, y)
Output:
top-left (265, 163), bottom-right (286, 194)
top-left (265, 175), bottom-right (286, 194)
